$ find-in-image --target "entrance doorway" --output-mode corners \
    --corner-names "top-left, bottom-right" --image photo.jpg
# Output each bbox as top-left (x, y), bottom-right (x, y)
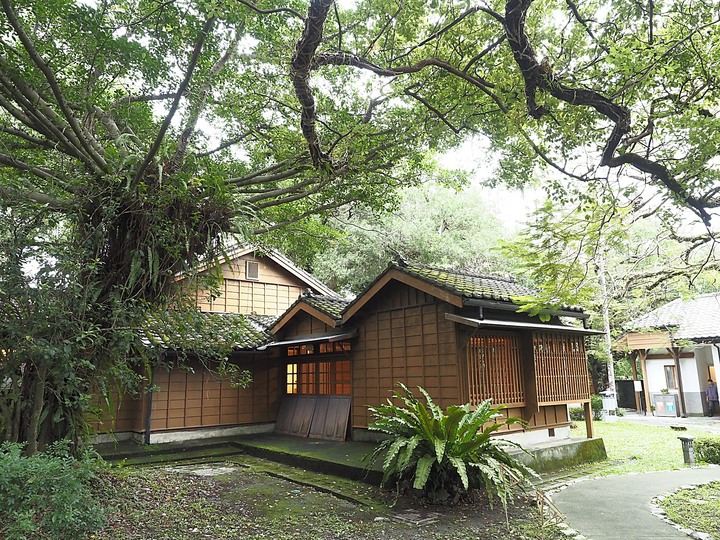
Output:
top-left (275, 355), bottom-right (351, 441)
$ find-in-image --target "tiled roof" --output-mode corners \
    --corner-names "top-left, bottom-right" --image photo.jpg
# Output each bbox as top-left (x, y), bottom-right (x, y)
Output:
top-left (301, 294), bottom-right (349, 320)
top-left (400, 263), bottom-right (584, 312)
top-left (627, 293), bottom-right (720, 341)
top-left (141, 311), bottom-right (272, 351)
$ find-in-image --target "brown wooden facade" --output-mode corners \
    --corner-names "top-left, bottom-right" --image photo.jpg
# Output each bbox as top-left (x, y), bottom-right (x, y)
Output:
top-left (102, 257), bottom-right (594, 444)
top-left (272, 276), bottom-right (593, 441)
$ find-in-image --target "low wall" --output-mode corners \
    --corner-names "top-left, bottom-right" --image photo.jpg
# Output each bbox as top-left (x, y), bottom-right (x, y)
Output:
top-left (512, 437), bottom-right (607, 473)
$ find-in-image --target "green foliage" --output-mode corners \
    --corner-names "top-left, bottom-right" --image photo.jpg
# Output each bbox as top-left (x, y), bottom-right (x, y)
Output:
top-left (693, 436), bottom-right (720, 464)
top-left (569, 407), bottom-right (585, 421)
top-left (365, 383), bottom-right (536, 507)
top-left (311, 183), bottom-right (511, 294)
top-left (0, 441), bottom-right (105, 540)
top-left (591, 395), bottom-right (603, 421)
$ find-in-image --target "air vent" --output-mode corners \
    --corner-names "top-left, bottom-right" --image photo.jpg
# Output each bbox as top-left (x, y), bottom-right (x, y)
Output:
top-left (245, 260), bottom-right (260, 281)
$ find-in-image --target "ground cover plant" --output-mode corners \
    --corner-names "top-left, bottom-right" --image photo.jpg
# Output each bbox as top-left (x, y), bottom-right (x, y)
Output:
top-left (658, 481), bottom-right (720, 539)
top-left (365, 384), bottom-right (536, 507)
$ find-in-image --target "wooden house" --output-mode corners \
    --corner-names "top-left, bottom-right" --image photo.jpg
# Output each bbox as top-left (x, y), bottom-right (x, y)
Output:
top-left (99, 247), bottom-right (338, 443)
top-left (617, 293), bottom-right (720, 417)
top-left (102, 256), bottom-right (601, 447)
top-left (270, 262), bottom-right (601, 445)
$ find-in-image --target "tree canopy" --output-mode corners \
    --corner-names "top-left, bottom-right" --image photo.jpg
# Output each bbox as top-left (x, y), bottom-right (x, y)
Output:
top-left (311, 183), bottom-right (511, 294)
top-left (2, 0), bottom-right (720, 450)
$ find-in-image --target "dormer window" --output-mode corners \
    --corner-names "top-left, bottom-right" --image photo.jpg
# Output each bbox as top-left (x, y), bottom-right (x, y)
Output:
top-left (245, 260), bottom-right (259, 281)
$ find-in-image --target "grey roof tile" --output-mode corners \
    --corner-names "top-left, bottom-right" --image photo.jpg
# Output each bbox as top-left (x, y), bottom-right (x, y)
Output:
top-left (627, 293), bottom-right (720, 341)
top-left (401, 263), bottom-right (584, 312)
top-left (141, 311), bottom-right (272, 351)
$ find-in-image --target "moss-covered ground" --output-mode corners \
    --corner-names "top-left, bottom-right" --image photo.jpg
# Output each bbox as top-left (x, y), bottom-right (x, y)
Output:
top-left (92, 454), bottom-right (567, 540)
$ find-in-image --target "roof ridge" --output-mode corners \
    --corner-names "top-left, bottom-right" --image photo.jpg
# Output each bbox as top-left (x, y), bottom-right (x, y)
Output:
top-left (402, 261), bottom-right (518, 284)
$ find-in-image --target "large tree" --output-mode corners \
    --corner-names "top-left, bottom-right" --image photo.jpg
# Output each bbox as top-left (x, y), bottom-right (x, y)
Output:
top-left (2, 0), bottom-right (719, 449)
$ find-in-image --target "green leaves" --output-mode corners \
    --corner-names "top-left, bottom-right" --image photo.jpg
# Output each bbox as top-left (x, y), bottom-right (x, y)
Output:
top-left (365, 383), bottom-right (535, 506)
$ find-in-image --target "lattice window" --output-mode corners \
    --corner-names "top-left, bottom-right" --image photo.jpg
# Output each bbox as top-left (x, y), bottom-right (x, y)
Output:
top-left (467, 332), bottom-right (524, 406)
top-left (334, 360), bottom-right (351, 395)
top-left (290, 360), bottom-right (352, 396)
top-left (245, 260), bottom-right (259, 280)
top-left (533, 333), bottom-right (590, 403)
top-left (286, 363), bottom-right (298, 394)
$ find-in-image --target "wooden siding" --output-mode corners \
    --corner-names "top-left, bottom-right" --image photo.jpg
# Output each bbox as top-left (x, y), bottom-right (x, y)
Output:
top-left (466, 331), bottom-right (524, 407)
top-left (94, 390), bottom-right (146, 434)
top-left (495, 404), bottom-right (570, 432)
top-left (351, 282), bottom-right (460, 428)
top-left (190, 254), bottom-right (307, 315)
top-left (148, 358), bottom-right (282, 431)
top-left (278, 311), bottom-right (334, 340)
top-left (533, 332), bottom-right (590, 404)
top-left (619, 331), bottom-right (672, 350)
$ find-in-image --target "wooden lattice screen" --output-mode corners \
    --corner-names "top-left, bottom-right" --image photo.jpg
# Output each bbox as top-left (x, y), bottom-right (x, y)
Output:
top-left (533, 332), bottom-right (590, 403)
top-left (467, 332), bottom-right (525, 407)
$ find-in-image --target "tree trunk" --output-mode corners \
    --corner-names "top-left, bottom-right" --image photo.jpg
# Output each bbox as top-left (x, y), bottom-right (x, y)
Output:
top-left (596, 251), bottom-right (616, 394)
top-left (25, 363), bottom-right (47, 456)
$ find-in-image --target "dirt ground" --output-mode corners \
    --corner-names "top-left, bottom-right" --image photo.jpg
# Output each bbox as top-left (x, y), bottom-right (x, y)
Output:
top-left (94, 457), bottom-right (566, 540)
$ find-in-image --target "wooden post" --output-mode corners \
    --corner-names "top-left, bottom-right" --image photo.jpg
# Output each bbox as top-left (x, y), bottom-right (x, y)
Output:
top-left (669, 346), bottom-right (687, 417)
top-left (630, 350), bottom-right (642, 412)
top-left (639, 349), bottom-right (652, 415)
top-left (584, 401), bottom-right (594, 438)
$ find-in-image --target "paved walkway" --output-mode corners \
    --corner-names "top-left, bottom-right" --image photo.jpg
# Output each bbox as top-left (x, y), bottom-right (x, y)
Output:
top-left (618, 410), bottom-right (720, 433)
top-left (551, 466), bottom-right (720, 539)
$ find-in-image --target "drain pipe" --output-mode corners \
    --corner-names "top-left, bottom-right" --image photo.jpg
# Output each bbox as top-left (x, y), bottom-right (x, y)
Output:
top-left (143, 353), bottom-right (162, 445)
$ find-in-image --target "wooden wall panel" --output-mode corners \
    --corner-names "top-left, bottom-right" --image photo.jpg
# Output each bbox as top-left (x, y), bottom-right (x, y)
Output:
top-left (145, 357), bottom-right (283, 433)
top-left (533, 333), bottom-right (591, 404)
top-left (186, 253), bottom-right (310, 316)
top-left (351, 282), bottom-right (460, 428)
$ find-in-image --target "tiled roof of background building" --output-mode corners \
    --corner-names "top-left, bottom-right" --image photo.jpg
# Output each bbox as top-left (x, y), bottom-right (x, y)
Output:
top-left (627, 293), bottom-right (720, 341)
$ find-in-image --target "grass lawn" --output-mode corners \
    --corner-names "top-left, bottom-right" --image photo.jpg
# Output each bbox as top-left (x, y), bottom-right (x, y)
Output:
top-left (570, 419), bottom-right (710, 476)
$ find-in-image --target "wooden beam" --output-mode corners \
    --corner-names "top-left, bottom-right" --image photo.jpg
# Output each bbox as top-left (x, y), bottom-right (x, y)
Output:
top-left (583, 401), bottom-right (594, 438)
top-left (639, 349), bottom-right (652, 415)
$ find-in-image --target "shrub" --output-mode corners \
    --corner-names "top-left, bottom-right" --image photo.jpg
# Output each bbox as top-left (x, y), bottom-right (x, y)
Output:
top-left (694, 436), bottom-right (720, 464)
top-left (0, 441), bottom-right (106, 539)
top-left (365, 383), bottom-right (537, 508)
top-left (591, 394), bottom-right (603, 420)
top-left (569, 406), bottom-right (585, 421)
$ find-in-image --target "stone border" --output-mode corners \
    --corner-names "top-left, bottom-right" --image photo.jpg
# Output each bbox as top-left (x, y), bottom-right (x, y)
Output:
top-left (650, 483), bottom-right (716, 540)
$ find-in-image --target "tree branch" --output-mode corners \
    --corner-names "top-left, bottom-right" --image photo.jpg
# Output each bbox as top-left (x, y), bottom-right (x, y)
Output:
top-left (291, 0), bottom-right (335, 168)
top-left (1, 0), bottom-right (108, 172)
top-left (133, 16), bottom-right (216, 184)
top-left (503, 0), bottom-right (714, 225)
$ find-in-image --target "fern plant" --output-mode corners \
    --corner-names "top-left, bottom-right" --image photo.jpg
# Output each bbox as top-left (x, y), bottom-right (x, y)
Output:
top-left (365, 383), bottom-right (536, 506)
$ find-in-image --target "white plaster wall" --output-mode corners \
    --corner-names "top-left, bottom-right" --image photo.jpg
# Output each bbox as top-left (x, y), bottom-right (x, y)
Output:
top-left (646, 358), bottom-right (672, 393)
top-left (681, 355), bottom-right (702, 392)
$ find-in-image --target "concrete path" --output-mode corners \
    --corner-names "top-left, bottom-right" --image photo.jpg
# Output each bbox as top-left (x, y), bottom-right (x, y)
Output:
top-left (551, 466), bottom-right (720, 540)
top-left (620, 411), bottom-right (720, 434)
